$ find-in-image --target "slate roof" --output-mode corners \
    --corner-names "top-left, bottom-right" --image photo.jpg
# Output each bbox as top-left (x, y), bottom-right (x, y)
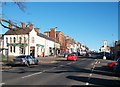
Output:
top-left (4, 27), bottom-right (31, 35)
top-left (37, 33), bottom-right (58, 43)
top-left (4, 28), bottom-right (58, 43)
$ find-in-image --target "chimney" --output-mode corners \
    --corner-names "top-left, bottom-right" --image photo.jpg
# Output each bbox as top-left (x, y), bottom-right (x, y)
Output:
top-left (29, 23), bottom-right (33, 30)
top-left (34, 28), bottom-right (40, 33)
top-left (50, 28), bottom-right (56, 39)
top-left (21, 22), bottom-right (25, 29)
top-left (9, 23), bottom-right (12, 29)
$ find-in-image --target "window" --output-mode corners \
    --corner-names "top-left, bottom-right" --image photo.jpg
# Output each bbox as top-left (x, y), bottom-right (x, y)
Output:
top-left (19, 47), bottom-right (25, 54)
top-left (13, 37), bottom-right (16, 43)
top-left (6, 37), bottom-right (8, 43)
top-left (19, 37), bottom-right (22, 43)
top-left (10, 37), bottom-right (12, 43)
top-left (24, 37), bottom-right (26, 42)
top-left (56, 34), bottom-right (58, 38)
top-left (31, 37), bottom-right (34, 43)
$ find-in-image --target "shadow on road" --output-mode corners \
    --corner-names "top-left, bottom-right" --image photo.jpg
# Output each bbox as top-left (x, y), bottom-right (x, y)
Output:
top-left (66, 75), bottom-right (120, 86)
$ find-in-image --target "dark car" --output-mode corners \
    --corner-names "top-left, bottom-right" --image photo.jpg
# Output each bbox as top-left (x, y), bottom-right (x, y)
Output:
top-left (13, 55), bottom-right (39, 66)
top-left (99, 52), bottom-right (114, 60)
top-left (114, 58), bottom-right (120, 73)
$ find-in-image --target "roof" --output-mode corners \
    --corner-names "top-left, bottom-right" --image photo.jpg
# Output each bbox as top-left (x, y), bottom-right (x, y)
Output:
top-left (44, 31), bottom-right (49, 33)
top-left (4, 28), bottom-right (59, 43)
top-left (4, 27), bottom-right (31, 35)
top-left (37, 33), bottom-right (58, 43)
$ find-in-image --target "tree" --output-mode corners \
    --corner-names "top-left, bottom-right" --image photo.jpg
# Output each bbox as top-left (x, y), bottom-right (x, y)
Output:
top-left (0, 1), bottom-right (26, 30)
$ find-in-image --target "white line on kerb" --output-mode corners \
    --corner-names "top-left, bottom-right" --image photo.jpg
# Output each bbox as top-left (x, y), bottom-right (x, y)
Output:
top-left (0, 83), bottom-right (5, 85)
top-left (22, 72), bottom-right (42, 79)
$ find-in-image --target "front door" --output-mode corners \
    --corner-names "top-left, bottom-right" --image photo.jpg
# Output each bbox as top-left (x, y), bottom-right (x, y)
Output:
top-left (30, 46), bottom-right (35, 57)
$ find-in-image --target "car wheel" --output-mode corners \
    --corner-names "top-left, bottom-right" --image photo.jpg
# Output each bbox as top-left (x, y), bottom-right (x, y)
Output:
top-left (26, 61), bottom-right (30, 67)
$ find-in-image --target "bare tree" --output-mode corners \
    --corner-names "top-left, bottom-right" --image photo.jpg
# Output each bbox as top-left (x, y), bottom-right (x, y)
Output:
top-left (0, 0), bottom-right (26, 30)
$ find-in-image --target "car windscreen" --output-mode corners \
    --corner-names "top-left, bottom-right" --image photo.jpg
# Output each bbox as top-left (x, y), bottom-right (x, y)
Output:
top-left (16, 56), bottom-right (26, 58)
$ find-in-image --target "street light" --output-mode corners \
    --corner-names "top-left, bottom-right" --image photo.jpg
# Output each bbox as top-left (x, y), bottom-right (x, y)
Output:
top-left (54, 27), bottom-right (57, 57)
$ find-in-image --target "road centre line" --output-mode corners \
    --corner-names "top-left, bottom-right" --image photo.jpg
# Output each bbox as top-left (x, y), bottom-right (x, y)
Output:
top-left (21, 72), bottom-right (42, 79)
top-left (67, 62), bottom-right (72, 64)
top-left (86, 82), bottom-right (89, 85)
top-left (60, 65), bottom-right (64, 67)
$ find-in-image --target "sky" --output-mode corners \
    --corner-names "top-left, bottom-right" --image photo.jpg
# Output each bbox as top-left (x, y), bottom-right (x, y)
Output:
top-left (0, 1), bottom-right (118, 51)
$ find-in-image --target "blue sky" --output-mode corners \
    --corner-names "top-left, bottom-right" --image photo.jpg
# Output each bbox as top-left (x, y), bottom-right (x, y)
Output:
top-left (0, 2), bottom-right (118, 51)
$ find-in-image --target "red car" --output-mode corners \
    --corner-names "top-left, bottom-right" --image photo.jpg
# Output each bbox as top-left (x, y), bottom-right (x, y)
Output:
top-left (107, 61), bottom-right (116, 69)
top-left (67, 54), bottom-right (78, 61)
top-left (107, 58), bottom-right (120, 69)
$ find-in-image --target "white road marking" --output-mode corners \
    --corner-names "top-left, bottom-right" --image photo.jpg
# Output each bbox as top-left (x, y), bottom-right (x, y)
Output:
top-left (67, 62), bottom-right (72, 64)
top-left (0, 83), bottom-right (5, 85)
top-left (22, 72), bottom-right (42, 78)
top-left (90, 73), bottom-right (92, 76)
top-left (86, 82), bottom-right (89, 85)
top-left (52, 67), bottom-right (56, 69)
top-left (95, 61), bottom-right (97, 64)
top-left (60, 65), bottom-right (64, 67)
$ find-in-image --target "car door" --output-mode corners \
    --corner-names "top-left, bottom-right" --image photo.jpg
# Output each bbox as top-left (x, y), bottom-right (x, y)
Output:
top-left (27, 56), bottom-right (34, 64)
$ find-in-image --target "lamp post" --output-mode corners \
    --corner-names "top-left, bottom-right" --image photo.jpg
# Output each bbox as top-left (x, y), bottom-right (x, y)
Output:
top-left (54, 27), bottom-right (57, 57)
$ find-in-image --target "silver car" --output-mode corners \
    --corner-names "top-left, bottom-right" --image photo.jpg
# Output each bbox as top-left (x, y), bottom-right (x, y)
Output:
top-left (13, 55), bottom-right (39, 66)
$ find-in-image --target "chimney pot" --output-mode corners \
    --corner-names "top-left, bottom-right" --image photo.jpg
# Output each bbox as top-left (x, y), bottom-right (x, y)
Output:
top-left (29, 24), bottom-right (33, 30)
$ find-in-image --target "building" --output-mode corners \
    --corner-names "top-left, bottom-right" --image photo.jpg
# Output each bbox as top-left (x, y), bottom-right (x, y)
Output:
top-left (100, 40), bottom-right (111, 53)
top-left (3, 23), bottom-right (60, 58)
top-left (44, 28), bottom-right (66, 53)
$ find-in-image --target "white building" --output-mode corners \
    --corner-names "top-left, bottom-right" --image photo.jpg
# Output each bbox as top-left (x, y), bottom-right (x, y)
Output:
top-left (100, 40), bottom-right (110, 53)
top-left (3, 23), bottom-right (60, 58)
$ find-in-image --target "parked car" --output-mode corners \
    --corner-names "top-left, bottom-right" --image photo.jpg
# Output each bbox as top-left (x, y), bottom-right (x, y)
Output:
top-left (13, 55), bottom-right (39, 66)
top-left (80, 50), bottom-right (87, 56)
top-left (88, 52), bottom-right (101, 58)
top-left (107, 61), bottom-right (116, 69)
top-left (114, 58), bottom-right (120, 73)
top-left (67, 54), bottom-right (78, 61)
top-left (99, 52), bottom-right (114, 60)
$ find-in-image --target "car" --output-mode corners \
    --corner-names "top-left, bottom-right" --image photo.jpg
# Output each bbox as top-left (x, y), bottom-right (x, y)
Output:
top-left (13, 55), bottom-right (39, 66)
top-left (99, 52), bottom-right (114, 60)
top-left (114, 58), bottom-right (120, 73)
top-left (107, 61), bottom-right (116, 69)
top-left (67, 54), bottom-right (78, 61)
top-left (80, 50), bottom-right (87, 56)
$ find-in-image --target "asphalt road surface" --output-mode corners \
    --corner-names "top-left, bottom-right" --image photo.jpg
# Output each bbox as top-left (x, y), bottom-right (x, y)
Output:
top-left (1, 57), bottom-right (120, 87)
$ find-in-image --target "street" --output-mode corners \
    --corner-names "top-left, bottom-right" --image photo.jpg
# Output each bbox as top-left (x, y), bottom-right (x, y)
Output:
top-left (1, 57), bottom-right (120, 86)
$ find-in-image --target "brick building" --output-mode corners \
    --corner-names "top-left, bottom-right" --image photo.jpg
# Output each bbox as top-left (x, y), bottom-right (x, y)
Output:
top-left (44, 28), bottom-right (66, 53)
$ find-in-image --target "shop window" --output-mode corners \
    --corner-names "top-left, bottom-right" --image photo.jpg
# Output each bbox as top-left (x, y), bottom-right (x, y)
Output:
top-left (10, 46), bottom-right (12, 53)
top-left (13, 46), bottom-right (15, 53)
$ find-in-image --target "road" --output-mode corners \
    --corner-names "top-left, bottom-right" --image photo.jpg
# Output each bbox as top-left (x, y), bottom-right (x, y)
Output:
top-left (1, 57), bottom-right (120, 86)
